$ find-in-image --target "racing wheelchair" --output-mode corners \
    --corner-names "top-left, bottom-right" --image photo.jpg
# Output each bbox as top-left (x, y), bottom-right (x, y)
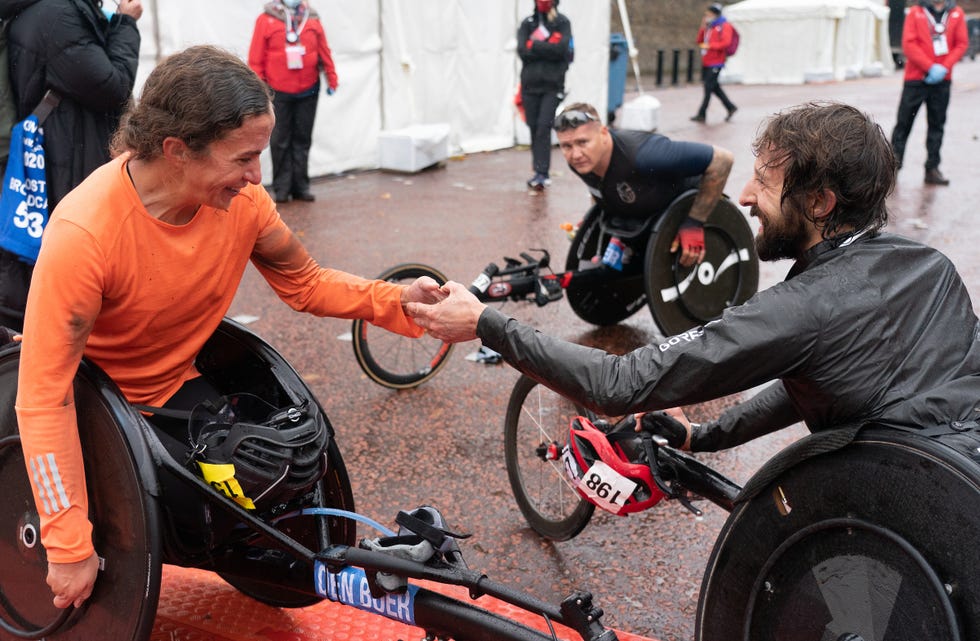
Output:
top-left (351, 189), bottom-right (759, 389)
top-left (504, 374), bottom-right (980, 640)
top-left (0, 320), bottom-right (626, 641)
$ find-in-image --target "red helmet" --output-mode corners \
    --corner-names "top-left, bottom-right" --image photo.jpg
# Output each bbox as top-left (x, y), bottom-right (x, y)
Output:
top-left (565, 416), bottom-right (666, 515)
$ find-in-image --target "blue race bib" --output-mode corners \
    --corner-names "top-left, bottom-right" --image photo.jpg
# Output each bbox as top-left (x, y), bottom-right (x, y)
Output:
top-left (0, 115), bottom-right (48, 263)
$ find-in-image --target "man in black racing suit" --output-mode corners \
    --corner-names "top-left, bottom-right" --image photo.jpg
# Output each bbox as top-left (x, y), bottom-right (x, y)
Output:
top-left (408, 102), bottom-right (980, 453)
top-left (554, 102), bottom-right (734, 268)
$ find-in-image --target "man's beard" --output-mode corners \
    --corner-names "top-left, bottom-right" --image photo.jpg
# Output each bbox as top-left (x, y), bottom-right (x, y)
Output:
top-left (753, 205), bottom-right (809, 261)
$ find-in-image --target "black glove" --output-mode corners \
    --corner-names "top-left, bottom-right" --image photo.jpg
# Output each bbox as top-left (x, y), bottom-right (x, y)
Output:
top-left (639, 411), bottom-right (689, 449)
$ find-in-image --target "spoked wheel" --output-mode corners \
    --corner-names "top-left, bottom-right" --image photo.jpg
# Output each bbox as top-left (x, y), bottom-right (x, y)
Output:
top-left (696, 427), bottom-right (980, 641)
top-left (0, 350), bottom-right (162, 641)
top-left (564, 205), bottom-right (648, 326)
top-left (503, 375), bottom-right (595, 541)
top-left (352, 263), bottom-right (454, 389)
top-left (645, 192), bottom-right (759, 337)
top-left (215, 440), bottom-right (356, 608)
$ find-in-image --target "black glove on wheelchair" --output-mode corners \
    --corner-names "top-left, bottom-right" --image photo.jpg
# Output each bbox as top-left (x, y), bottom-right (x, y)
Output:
top-left (639, 411), bottom-right (689, 449)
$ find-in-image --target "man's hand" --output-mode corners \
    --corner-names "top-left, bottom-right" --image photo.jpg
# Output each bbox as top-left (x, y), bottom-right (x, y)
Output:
top-left (48, 553), bottom-right (100, 609)
top-left (405, 281), bottom-right (486, 343)
top-left (634, 408), bottom-right (692, 450)
top-left (670, 217), bottom-right (706, 267)
top-left (117, 0), bottom-right (143, 20)
top-left (400, 276), bottom-right (447, 308)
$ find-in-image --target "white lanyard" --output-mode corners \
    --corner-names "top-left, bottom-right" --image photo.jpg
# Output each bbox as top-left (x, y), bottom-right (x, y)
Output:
top-left (924, 8), bottom-right (949, 36)
top-left (284, 8), bottom-right (309, 44)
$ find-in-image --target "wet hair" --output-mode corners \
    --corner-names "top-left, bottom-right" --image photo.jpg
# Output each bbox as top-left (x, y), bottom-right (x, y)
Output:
top-left (752, 101), bottom-right (895, 240)
top-left (111, 45), bottom-right (273, 160)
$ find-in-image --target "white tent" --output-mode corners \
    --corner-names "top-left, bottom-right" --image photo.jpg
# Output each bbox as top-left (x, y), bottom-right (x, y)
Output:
top-left (134, 1), bottom-right (610, 178)
top-left (722, 0), bottom-right (894, 85)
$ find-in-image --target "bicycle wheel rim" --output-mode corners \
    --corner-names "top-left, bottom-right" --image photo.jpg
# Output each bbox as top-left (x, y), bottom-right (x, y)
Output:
top-left (503, 375), bottom-right (594, 541)
top-left (352, 263), bottom-right (455, 389)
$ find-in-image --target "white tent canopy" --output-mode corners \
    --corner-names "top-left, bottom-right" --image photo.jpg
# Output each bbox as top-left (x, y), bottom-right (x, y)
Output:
top-left (722, 0), bottom-right (893, 85)
top-left (135, 0), bottom-right (610, 178)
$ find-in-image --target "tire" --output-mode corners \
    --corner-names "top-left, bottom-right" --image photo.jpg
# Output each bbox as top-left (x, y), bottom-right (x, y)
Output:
top-left (696, 427), bottom-right (980, 641)
top-left (645, 192), bottom-right (759, 337)
top-left (503, 375), bottom-right (594, 541)
top-left (0, 350), bottom-right (162, 641)
top-left (352, 263), bottom-right (454, 389)
top-left (564, 205), bottom-right (647, 326)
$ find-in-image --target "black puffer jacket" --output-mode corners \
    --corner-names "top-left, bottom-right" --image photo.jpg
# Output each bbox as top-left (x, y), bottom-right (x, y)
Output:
top-left (0, 0), bottom-right (139, 208)
top-left (517, 1), bottom-right (572, 95)
top-left (478, 232), bottom-right (980, 451)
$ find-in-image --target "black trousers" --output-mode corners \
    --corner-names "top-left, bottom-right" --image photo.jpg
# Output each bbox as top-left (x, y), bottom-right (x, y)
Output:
top-left (271, 88), bottom-right (320, 198)
top-left (0, 247), bottom-right (33, 332)
top-left (521, 90), bottom-right (561, 176)
top-left (696, 66), bottom-right (736, 117)
top-left (891, 80), bottom-right (950, 170)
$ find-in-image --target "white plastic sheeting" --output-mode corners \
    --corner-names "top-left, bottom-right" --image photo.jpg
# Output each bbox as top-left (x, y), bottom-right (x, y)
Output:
top-left (134, 1), bottom-right (609, 178)
top-left (721, 0), bottom-right (894, 85)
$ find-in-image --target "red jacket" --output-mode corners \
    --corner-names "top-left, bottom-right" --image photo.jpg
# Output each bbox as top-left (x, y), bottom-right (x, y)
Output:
top-left (901, 3), bottom-right (968, 82)
top-left (248, 3), bottom-right (338, 94)
top-left (696, 18), bottom-right (734, 68)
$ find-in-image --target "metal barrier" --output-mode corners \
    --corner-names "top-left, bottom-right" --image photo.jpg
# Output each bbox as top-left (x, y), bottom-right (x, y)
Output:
top-left (652, 48), bottom-right (699, 87)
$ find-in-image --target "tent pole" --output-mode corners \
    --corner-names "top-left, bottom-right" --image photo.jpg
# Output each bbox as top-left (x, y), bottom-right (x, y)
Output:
top-left (615, 0), bottom-right (643, 93)
top-left (151, 0), bottom-right (162, 63)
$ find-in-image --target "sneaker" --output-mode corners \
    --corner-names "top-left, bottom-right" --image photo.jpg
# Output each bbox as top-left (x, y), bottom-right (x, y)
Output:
top-left (690, 114), bottom-right (706, 123)
top-left (924, 168), bottom-right (949, 186)
top-left (725, 106), bottom-right (738, 122)
top-left (526, 173), bottom-right (550, 190)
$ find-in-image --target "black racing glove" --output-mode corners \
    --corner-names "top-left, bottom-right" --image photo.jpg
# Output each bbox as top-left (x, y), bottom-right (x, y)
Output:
top-left (639, 411), bottom-right (689, 449)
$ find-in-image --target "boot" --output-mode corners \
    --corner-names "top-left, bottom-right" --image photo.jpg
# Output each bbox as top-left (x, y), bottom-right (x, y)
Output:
top-left (924, 168), bottom-right (949, 186)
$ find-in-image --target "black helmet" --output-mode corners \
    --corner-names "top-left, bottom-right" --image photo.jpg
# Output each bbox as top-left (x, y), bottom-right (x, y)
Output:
top-left (188, 393), bottom-right (329, 510)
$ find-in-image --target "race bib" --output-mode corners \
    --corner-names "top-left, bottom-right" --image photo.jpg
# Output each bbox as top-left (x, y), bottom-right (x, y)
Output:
top-left (285, 44), bottom-right (306, 70)
top-left (565, 450), bottom-right (637, 515)
top-left (0, 115), bottom-right (48, 263)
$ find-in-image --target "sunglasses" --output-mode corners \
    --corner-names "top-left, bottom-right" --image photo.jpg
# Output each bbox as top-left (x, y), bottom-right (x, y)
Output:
top-left (553, 110), bottom-right (598, 132)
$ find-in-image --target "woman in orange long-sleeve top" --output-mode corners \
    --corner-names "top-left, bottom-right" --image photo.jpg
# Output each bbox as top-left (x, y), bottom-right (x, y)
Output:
top-left (14, 45), bottom-right (441, 612)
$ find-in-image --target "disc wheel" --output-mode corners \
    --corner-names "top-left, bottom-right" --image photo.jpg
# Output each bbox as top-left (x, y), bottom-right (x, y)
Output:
top-left (696, 427), bottom-right (979, 641)
top-left (564, 205), bottom-right (647, 326)
top-left (645, 192), bottom-right (759, 337)
top-left (216, 439), bottom-right (356, 608)
top-left (352, 263), bottom-right (454, 389)
top-left (0, 351), bottom-right (161, 641)
top-left (503, 375), bottom-right (595, 540)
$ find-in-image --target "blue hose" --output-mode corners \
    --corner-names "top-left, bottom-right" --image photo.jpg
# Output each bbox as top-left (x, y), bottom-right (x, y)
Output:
top-left (302, 507), bottom-right (396, 536)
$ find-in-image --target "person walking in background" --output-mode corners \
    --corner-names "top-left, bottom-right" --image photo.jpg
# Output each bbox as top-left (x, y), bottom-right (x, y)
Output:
top-left (0, 0), bottom-right (142, 331)
top-left (691, 2), bottom-right (737, 124)
top-left (517, 0), bottom-right (572, 191)
top-left (249, 0), bottom-right (337, 203)
top-left (890, 0), bottom-right (968, 186)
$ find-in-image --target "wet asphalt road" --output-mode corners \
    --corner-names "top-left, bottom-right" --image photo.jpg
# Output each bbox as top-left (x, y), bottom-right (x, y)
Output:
top-left (224, 61), bottom-right (980, 640)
